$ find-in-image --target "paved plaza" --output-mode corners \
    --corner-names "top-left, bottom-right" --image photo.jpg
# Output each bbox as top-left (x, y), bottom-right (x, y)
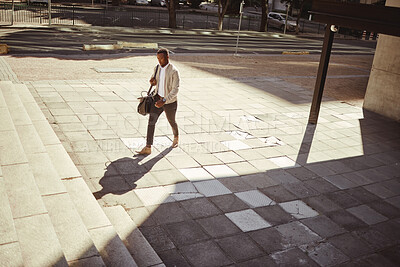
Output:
top-left (1, 39), bottom-right (400, 266)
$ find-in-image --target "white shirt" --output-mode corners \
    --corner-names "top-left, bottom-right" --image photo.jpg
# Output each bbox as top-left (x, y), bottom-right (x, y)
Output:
top-left (158, 63), bottom-right (169, 98)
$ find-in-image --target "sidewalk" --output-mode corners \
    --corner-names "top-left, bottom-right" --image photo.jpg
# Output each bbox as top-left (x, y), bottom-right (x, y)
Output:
top-left (14, 52), bottom-right (400, 266)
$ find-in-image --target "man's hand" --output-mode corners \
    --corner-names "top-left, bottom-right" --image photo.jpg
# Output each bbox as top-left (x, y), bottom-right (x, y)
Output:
top-left (150, 78), bottom-right (157, 86)
top-left (155, 100), bottom-right (165, 108)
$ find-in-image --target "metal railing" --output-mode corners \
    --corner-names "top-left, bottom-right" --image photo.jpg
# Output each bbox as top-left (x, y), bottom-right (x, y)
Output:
top-left (0, 3), bottom-right (328, 35)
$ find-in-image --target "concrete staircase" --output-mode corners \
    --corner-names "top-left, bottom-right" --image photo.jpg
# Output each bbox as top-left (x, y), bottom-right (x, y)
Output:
top-left (0, 81), bottom-right (159, 266)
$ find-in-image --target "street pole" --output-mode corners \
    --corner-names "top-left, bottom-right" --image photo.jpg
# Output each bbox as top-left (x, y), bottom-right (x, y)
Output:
top-left (234, 0), bottom-right (245, 56)
top-left (11, 0), bottom-right (14, 26)
top-left (48, 0), bottom-right (52, 26)
top-left (284, 3), bottom-right (289, 34)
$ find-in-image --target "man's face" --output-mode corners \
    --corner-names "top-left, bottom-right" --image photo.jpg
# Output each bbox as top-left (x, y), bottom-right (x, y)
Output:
top-left (157, 53), bottom-right (169, 67)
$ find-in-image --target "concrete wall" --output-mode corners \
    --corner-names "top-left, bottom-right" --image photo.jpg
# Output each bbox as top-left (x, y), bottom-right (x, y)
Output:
top-left (363, 0), bottom-right (400, 121)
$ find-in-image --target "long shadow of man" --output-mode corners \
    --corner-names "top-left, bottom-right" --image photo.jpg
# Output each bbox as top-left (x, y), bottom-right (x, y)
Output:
top-left (93, 147), bottom-right (172, 199)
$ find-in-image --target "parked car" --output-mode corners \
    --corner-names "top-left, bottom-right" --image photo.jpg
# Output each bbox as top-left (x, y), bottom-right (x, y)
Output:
top-left (151, 0), bottom-right (166, 7)
top-left (199, 2), bottom-right (218, 12)
top-left (268, 12), bottom-right (296, 31)
top-left (133, 0), bottom-right (149, 5)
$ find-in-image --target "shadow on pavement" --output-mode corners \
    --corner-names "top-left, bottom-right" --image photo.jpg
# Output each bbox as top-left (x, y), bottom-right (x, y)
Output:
top-left (93, 147), bottom-right (172, 199)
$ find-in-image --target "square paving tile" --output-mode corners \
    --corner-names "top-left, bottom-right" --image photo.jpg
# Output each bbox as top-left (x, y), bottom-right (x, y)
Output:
top-left (140, 226), bottom-right (175, 253)
top-left (378, 244), bottom-right (400, 265)
top-left (241, 173), bottom-right (279, 188)
top-left (164, 181), bottom-right (197, 195)
top-left (371, 220), bottom-right (400, 242)
top-left (121, 137), bottom-right (146, 149)
top-left (279, 200), bottom-right (319, 219)
top-left (347, 205), bottom-right (388, 225)
top-left (157, 249), bottom-right (190, 267)
top-left (167, 155), bottom-right (200, 169)
top-left (209, 194), bottom-right (249, 213)
top-left (346, 186), bottom-right (382, 204)
top-left (180, 240), bottom-right (232, 267)
top-left (221, 140), bottom-right (251, 150)
top-left (254, 205), bottom-right (294, 226)
top-left (216, 234), bottom-right (264, 262)
top-left (271, 247), bottom-right (319, 267)
top-left (386, 196), bottom-right (400, 209)
top-left (364, 183), bottom-right (397, 199)
top-left (268, 156), bottom-right (301, 169)
top-left (193, 180), bottom-right (232, 197)
top-left (276, 221), bottom-right (321, 247)
top-left (304, 195), bottom-right (342, 214)
top-left (325, 190), bottom-right (362, 208)
top-left (304, 178), bottom-right (339, 194)
top-left (248, 227), bottom-right (286, 253)
top-left (323, 174), bottom-right (358, 189)
top-left (180, 198), bottom-right (221, 219)
top-left (149, 202), bottom-right (190, 225)
top-left (328, 233), bottom-right (374, 258)
top-left (225, 209), bottom-right (271, 232)
top-left (302, 215), bottom-right (346, 238)
top-left (351, 253), bottom-right (398, 267)
top-left (353, 228), bottom-right (397, 251)
top-left (165, 220), bottom-right (209, 247)
top-left (260, 185), bottom-right (298, 203)
top-left (134, 186), bottom-right (175, 206)
top-left (303, 242), bottom-right (349, 266)
top-left (283, 182), bottom-right (320, 199)
top-left (178, 167), bottom-right (214, 182)
top-left (326, 209), bottom-right (368, 231)
top-left (192, 153), bottom-right (223, 166)
top-left (249, 158), bottom-right (280, 172)
top-left (234, 190), bottom-right (275, 208)
top-left (286, 167), bottom-right (319, 181)
top-left (203, 165), bottom-right (239, 178)
top-left (268, 169), bottom-right (301, 184)
top-left (368, 200), bottom-right (400, 219)
top-left (235, 256), bottom-right (277, 267)
top-left (218, 177), bottom-right (254, 193)
top-left (213, 151), bottom-right (244, 164)
top-left (227, 161), bottom-right (259, 176)
top-left (197, 215), bottom-right (241, 238)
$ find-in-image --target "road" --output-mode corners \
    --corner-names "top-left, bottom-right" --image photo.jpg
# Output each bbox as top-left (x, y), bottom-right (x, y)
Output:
top-left (0, 25), bottom-right (376, 56)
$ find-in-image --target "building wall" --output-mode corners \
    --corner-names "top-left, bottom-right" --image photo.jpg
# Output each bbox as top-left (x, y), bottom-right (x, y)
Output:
top-left (363, 0), bottom-right (400, 121)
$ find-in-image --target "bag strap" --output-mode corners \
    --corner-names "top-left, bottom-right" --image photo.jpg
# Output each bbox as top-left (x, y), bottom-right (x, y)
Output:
top-left (147, 65), bottom-right (159, 96)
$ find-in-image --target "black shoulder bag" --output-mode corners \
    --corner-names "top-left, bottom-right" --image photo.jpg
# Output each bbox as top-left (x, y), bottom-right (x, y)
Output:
top-left (137, 65), bottom-right (159, 116)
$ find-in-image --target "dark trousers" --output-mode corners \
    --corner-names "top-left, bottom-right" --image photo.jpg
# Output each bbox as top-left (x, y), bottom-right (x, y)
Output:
top-left (146, 97), bottom-right (178, 146)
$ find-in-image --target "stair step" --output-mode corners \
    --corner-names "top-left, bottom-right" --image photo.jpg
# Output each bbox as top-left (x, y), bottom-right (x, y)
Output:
top-left (2, 163), bottom-right (47, 219)
top-left (27, 152), bottom-right (67, 196)
top-left (0, 242), bottom-right (24, 266)
top-left (46, 143), bottom-right (82, 179)
top-left (0, 176), bottom-right (18, 245)
top-left (1, 82), bottom-right (32, 126)
top-left (89, 225), bottom-right (138, 267)
top-left (15, 124), bottom-right (47, 155)
top-left (18, 82), bottom-right (136, 266)
top-left (104, 206), bottom-right (164, 267)
top-left (0, 82), bottom-right (69, 266)
top-left (63, 178), bottom-right (138, 266)
top-left (42, 193), bottom-right (104, 264)
top-left (14, 213), bottom-right (68, 266)
top-left (67, 255), bottom-right (106, 267)
top-left (10, 83), bottom-right (109, 266)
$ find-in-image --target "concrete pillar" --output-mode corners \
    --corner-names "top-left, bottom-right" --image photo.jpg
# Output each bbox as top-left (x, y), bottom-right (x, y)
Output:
top-left (363, 0), bottom-right (400, 121)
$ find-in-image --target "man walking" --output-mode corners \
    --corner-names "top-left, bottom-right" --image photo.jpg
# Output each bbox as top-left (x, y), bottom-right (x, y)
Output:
top-left (136, 48), bottom-right (180, 155)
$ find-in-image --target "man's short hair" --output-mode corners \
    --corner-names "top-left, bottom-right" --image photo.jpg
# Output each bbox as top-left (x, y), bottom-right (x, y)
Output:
top-left (157, 48), bottom-right (169, 57)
